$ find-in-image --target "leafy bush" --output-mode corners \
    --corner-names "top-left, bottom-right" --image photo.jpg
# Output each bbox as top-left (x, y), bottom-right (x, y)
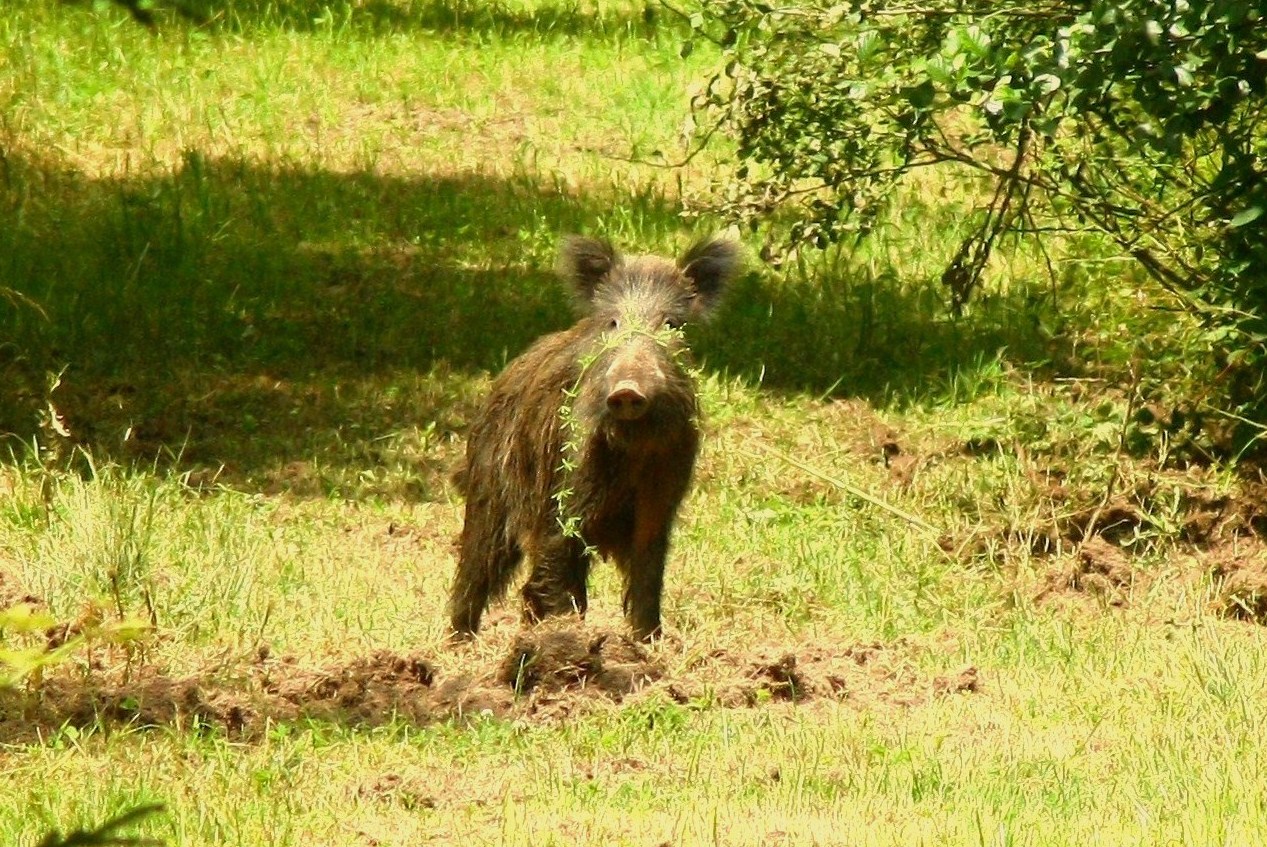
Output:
top-left (689, 0), bottom-right (1267, 426)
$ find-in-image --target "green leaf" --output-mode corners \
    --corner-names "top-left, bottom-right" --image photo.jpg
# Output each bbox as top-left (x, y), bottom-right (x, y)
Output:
top-left (1228, 207), bottom-right (1263, 228)
top-left (104, 617), bottom-right (154, 643)
top-left (857, 30), bottom-right (880, 63)
top-left (0, 604), bottom-right (57, 632)
top-left (925, 57), bottom-right (953, 85)
top-left (959, 25), bottom-right (990, 57)
top-left (1033, 73), bottom-right (1061, 95)
top-left (903, 79), bottom-right (936, 109)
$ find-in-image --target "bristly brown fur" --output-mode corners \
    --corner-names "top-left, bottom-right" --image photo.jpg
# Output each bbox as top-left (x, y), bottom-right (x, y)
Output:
top-left (449, 235), bottom-right (741, 641)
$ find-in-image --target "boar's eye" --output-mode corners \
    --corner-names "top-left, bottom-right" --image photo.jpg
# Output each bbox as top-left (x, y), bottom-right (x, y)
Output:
top-left (608, 317), bottom-right (620, 330)
top-left (664, 317), bottom-right (684, 330)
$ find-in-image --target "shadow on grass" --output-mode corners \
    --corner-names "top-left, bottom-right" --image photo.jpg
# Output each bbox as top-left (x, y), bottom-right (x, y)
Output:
top-left (700, 263), bottom-right (1055, 405)
top-left (78, 0), bottom-right (670, 40)
top-left (0, 149), bottom-right (1063, 496)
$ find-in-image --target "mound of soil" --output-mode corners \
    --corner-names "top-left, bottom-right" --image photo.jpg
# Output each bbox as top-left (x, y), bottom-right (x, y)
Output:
top-left (1180, 483), bottom-right (1267, 544)
top-left (660, 641), bottom-right (952, 710)
top-left (0, 620), bottom-right (977, 744)
top-left (497, 626), bottom-right (658, 695)
top-left (1204, 540), bottom-right (1267, 624)
top-left (1070, 537), bottom-right (1136, 599)
top-left (937, 460), bottom-right (1267, 622)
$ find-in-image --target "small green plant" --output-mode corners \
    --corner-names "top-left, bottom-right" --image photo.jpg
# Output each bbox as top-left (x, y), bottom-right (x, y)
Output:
top-left (0, 600), bottom-right (151, 689)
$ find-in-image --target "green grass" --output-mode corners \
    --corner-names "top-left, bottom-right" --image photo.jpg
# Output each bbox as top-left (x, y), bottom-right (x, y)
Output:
top-left (3, 1), bottom-right (1265, 845)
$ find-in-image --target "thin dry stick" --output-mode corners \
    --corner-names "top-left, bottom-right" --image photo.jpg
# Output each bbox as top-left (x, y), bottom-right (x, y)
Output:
top-left (748, 441), bottom-right (943, 538)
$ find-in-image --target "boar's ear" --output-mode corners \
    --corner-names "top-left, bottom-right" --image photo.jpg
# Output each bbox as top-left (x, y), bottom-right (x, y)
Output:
top-left (679, 236), bottom-right (740, 315)
top-left (558, 236), bottom-right (619, 302)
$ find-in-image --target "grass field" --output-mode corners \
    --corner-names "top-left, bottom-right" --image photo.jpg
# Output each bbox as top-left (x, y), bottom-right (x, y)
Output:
top-left (4, 1), bottom-right (1267, 845)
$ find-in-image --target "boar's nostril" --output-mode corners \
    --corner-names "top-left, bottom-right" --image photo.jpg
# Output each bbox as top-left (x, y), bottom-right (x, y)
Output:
top-left (606, 381), bottom-right (649, 420)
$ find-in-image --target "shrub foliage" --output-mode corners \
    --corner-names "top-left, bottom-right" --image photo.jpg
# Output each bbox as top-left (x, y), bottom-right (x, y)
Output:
top-left (691, 0), bottom-right (1267, 410)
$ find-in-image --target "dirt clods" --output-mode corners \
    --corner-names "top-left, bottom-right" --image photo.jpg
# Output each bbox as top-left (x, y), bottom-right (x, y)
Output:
top-left (746, 653), bottom-right (806, 702)
top-left (661, 641), bottom-right (960, 710)
top-left (355, 773), bottom-right (437, 811)
top-left (932, 665), bottom-right (980, 696)
top-left (1072, 537), bottom-right (1136, 598)
top-left (1203, 540), bottom-right (1267, 624)
top-left (1180, 483), bottom-right (1267, 544)
top-left (264, 649), bottom-right (437, 725)
top-left (0, 569), bottom-right (44, 611)
top-left (0, 620), bottom-right (977, 743)
top-left (497, 624), bottom-right (659, 698)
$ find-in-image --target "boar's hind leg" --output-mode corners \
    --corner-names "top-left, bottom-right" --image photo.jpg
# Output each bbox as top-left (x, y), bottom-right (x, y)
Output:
top-left (521, 535), bottom-right (591, 624)
top-left (450, 504), bottom-right (522, 638)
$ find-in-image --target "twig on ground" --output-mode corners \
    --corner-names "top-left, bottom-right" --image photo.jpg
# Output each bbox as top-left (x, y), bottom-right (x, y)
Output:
top-left (747, 441), bottom-right (944, 539)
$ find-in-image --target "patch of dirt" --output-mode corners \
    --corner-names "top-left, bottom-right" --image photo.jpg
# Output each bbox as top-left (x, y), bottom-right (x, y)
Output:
top-left (353, 773), bottom-right (437, 811)
top-left (817, 401), bottom-right (901, 461)
top-left (1203, 538), bottom-right (1267, 624)
top-left (657, 640), bottom-right (968, 711)
top-left (1026, 535), bottom-right (1142, 609)
top-left (0, 621), bottom-right (978, 744)
top-left (1038, 473), bottom-right (1267, 554)
top-left (1070, 537), bottom-right (1136, 598)
top-left (1062, 497), bottom-right (1153, 545)
top-left (815, 401), bottom-right (934, 493)
top-left (497, 626), bottom-right (658, 694)
top-left (932, 665), bottom-right (980, 696)
top-left (0, 570), bottom-right (45, 611)
top-left (1179, 482), bottom-right (1267, 544)
top-left (949, 468), bottom-right (1267, 608)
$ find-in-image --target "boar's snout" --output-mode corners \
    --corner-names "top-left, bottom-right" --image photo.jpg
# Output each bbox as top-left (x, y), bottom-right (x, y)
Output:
top-left (606, 380), bottom-right (650, 420)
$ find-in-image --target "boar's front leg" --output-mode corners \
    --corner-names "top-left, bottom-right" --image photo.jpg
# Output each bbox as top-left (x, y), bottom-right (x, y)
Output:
top-left (521, 534), bottom-right (592, 624)
top-left (621, 538), bottom-right (667, 641)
